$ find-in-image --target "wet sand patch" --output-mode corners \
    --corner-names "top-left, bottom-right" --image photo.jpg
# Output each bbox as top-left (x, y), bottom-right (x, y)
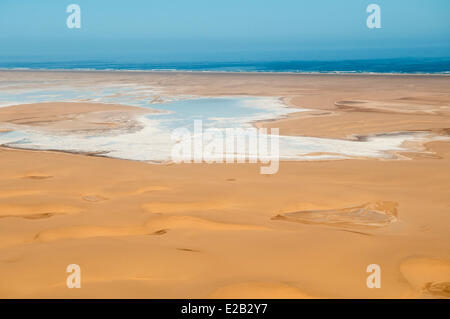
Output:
top-left (335, 98), bottom-right (450, 115)
top-left (272, 201), bottom-right (398, 228)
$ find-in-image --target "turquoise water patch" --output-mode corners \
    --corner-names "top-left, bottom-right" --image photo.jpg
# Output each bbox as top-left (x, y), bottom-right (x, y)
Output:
top-left (146, 96), bottom-right (294, 130)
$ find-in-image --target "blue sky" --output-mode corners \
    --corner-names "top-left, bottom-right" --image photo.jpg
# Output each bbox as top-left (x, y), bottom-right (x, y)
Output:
top-left (0, 0), bottom-right (449, 61)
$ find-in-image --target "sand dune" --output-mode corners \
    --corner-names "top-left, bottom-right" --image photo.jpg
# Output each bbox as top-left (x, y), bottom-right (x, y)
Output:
top-left (209, 282), bottom-right (315, 299)
top-left (32, 215), bottom-right (268, 243)
top-left (0, 142), bottom-right (449, 298)
top-left (0, 203), bottom-right (81, 217)
top-left (142, 201), bottom-right (231, 213)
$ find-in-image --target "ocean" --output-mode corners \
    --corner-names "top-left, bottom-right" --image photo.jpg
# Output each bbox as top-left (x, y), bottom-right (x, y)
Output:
top-left (0, 57), bottom-right (449, 74)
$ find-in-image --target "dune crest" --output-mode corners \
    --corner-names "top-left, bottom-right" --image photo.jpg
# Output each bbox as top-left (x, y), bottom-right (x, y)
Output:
top-left (32, 215), bottom-right (267, 242)
top-left (209, 282), bottom-right (315, 299)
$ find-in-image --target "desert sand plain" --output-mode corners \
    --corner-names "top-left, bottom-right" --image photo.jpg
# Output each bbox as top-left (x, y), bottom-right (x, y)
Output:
top-left (0, 71), bottom-right (449, 298)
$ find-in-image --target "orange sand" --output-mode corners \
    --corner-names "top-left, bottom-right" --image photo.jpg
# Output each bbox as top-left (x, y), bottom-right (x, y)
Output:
top-left (0, 71), bottom-right (449, 298)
